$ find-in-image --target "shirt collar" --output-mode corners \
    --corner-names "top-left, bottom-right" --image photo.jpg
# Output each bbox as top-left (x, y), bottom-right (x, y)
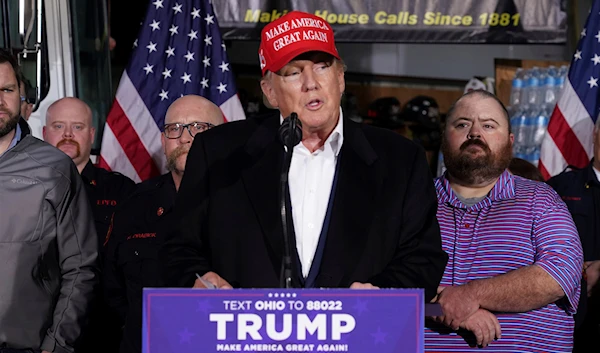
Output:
top-left (437, 169), bottom-right (515, 210)
top-left (0, 123), bottom-right (21, 157)
top-left (279, 107), bottom-right (345, 157)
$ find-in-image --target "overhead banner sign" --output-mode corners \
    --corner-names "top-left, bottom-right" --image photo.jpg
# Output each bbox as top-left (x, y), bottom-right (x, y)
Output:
top-left (213, 0), bottom-right (566, 44)
top-left (143, 288), bottom-right (423, 353)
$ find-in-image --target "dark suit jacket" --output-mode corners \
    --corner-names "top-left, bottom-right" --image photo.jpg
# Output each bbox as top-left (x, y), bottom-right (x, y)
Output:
top-left (160, 114), bottom-right (447, 301)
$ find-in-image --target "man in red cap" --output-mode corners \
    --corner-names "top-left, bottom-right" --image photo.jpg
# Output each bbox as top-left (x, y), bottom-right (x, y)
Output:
top-left (160, 11), bottom-right (446, 299)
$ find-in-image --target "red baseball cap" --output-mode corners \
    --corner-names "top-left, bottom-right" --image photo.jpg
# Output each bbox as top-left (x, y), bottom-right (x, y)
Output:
top-left (258, 11), bottom-right (340, 76)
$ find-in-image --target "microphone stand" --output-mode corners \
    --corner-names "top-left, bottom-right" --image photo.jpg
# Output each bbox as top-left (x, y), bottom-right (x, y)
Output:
top-left (278, 113), bottom-right (302, 289)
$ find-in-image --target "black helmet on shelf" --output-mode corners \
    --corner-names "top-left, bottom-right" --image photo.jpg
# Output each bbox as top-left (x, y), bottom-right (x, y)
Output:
top-left (401, 95), bottom-right (440, 130)
top-left (366, 97), bottom-right (403, 129)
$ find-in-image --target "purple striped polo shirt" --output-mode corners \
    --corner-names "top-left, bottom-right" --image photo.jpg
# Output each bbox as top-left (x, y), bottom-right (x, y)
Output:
top-left (425, 170), bottom-right (583, 353)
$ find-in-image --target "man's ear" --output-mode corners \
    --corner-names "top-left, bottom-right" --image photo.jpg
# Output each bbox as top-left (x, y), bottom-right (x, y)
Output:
top-left (260, 78), bottom-right (278, 108)
top-left (90, 126), bottom-right (96, 144)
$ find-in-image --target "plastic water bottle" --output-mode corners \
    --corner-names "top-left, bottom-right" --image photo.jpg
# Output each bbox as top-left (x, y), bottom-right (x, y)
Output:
top-left (543, 66), bottom-right (558, 106)
top-left (526, 67), bottom-right (542, 106)
top-left (509, 68), bottom-right (525, 107)
top-left (532, 109), bottom-right (550, 146)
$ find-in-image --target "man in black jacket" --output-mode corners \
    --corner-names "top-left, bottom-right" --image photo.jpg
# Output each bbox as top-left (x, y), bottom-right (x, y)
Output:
top-left (547, 117), bottom-right (600, 352)
top-left (104, 95), bottom-right (224, 353)
top-left (160, 11), bottom-right (446, 300)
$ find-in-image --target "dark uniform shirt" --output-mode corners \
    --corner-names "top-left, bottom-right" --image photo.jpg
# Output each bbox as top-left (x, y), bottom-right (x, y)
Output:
top-left (104, 173), bottom-right (177, 353)
top-left (547, 160), bottom-right (600, 352)
top-left (78, 160), bottom-right (136, 353)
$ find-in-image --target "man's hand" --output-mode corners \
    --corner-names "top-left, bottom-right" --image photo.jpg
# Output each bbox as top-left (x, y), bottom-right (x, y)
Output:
top-left (585, 260), bottom-right (600, 297)
top-left (350, 282), bottom-right (379, 289)
top-left (193, 271), bottom-right (233, 289)
top-left (436, 284), bottom-right (480, 330)
top-left (459, 309), bottom-right (501, 348)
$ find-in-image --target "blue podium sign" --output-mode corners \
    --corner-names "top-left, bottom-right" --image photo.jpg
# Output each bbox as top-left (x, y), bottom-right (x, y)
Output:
top-left (143, 288), bottom-right (423, 353)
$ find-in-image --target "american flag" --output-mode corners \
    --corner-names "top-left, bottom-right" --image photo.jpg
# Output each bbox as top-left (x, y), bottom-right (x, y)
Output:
top-left (539, 0), bottom-right (599, 179)
top-left (99, 0), bottom-right (245, 182)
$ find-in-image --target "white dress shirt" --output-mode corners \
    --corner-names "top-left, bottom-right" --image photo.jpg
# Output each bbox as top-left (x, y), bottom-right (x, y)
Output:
top-left (285, 110), bottom-right (344, 278)
top-left (593, 165), bottom-right (600, 183)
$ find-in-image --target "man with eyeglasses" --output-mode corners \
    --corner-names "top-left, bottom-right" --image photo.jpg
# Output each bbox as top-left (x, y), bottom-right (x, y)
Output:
top-left (103, 95), bottom-right (224, 353)
top-left (43, 97), bottom-right (136, 353)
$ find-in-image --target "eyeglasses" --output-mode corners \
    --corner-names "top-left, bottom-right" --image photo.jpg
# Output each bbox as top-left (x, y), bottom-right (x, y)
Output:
top-left (163, 122), bottom-right (215, 139)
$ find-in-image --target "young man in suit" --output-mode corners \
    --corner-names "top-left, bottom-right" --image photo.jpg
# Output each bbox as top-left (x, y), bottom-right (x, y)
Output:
top-left (160, 11), bottom-right (446, 300)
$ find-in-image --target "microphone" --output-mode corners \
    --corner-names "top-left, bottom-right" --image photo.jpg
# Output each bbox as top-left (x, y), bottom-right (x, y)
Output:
top-left (278, 113), bottom-right (302, 289)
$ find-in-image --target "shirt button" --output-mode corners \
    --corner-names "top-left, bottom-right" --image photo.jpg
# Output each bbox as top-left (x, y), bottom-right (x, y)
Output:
top-left (309, 189), bottom-right (315, 194)
top-left (464, 224), bottom-right (470, 228)
top-left (308, 223), bottom-right (315, 229)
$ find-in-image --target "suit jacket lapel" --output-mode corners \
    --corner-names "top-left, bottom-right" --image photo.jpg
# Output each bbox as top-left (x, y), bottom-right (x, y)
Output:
top-left (241, 116), bottom-right (286, 274)
top-left (316, 119), bottom-right (383, 287)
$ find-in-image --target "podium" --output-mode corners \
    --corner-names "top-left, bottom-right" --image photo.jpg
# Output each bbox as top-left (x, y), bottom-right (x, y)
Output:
top-left (143, 288), bottom-right (424, 353)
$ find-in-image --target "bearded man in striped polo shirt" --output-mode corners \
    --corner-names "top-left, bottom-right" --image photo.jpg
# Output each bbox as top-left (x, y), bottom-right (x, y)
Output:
top-left (425, 90), bottom-right (583, 353)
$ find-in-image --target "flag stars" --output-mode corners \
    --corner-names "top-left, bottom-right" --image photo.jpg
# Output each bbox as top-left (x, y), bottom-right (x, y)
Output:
top-left (146, 41), bottom-right (157, 53)
top-left (184, 51), bottom-right (195, 62)
top-left (202, 56), bottom-right (211, 67)
top-left (149, 19), bottom-right (160, 31)
top-left (159, 89), bottom-right (169, 101)
top-left (162, 68), bottom-right (172, 79)
top-left (204, 14), bottom-right (215, 25)
top-left (169, 24), bottom-right (178, 36)
top-left (133, 39), bottom-right (138, 48)
top-left (217, 82), bottom-right (227, 93)
top-left (181, 72), bottom-right (192, 84)
top-left (172, 2), bottom-right (182, 14)
top-left (204, 35), bottom-right (212, 46)
top-left (596, 30), bottom-right (600, 43)
top-left (165, 46), bottom-right (175, 57)
top-left (152, 0), bottom-right (163, 9)
top-left (191, 7), bottom-right (201, 19)
top-left (587, 76), bottom-right (598, 88)
top-left (188, 29), bottom-right (198, 41)
top-left (219, 61), bottom-right (229, 72)
top-left (574, 50), bottom-right (582, 61)
top-left (200, 78), bottom-right (209, 89)
top-left (143, 63), bottom-right (154, 75)
top-left (221, 43), bottom-right (227, 51)
top-left (581, 28), bottom-right (587, 37)
top-left (592, 54), bottom-right (600, 66)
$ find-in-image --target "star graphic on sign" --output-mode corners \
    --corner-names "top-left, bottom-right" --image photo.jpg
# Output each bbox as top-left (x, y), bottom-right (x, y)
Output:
top-left (200, 77), bottom-right (209, 88)
top-left (172, 2), bottom-right (182, 14)
top-left (352, 299), bottom-right (369, 315)
top-left (178, 328), bottom-right (195, 344)
top-left (149, 19), bottom-right (160, 31)
top-left (143, 63), bottom-right (154, 75)
top-left (146, 41), bottom-right (157, 53)
top-left (197, 299), bottom-right (212, 313)
top-left (184, 51), bottom-right (195, 62)
top-left (574, 50), bottom-right (582, 61)
top-left (588, 76), bottom-right (598, 88)
top-left (181, 72), bottom-right (192, 84)
top-left (159, 89), bottom-right (169, 101)
top-left (217, 82), bottom-right (227, 93)
top-left (204, 35), bottom-right (212, 46)
top-left (152, 0), bottom-right (164, 9)
top-left (370, 327), bottom-right (387, 344)
top-left (592, 54), bottom-right (600, 66)
top-left (202, 56), bottom-right (211, 67)
top-left (162, 68), bottom-right (172, 79)
top-left (165, 46), bottom-right (175, 57)
top-left (219, 61), bottom-right (229, 72)
top-left (596, 30), bottom-right (600, 43)
top-left (204, 13), bottom-right (215, 25)
top-left (191, 7), bottom-right (201, 19)
top-left (582, 28), bottom-right (587, 37)
top-left (169, 24), bottom-right (178, 36)
top-left (133, 39), bottom-right (138, 48)
top-left (188, 29), bottom-right (198, 41)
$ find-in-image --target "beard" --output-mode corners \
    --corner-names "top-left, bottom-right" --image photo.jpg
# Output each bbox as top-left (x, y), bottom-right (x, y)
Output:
top-left (167, 144), bottom-right (190, 174)
top-left (441, 136), bottom-right (513, 185)
top-left (0, 108), bottom-right (20, 138)
top-left (56, 138), bottom-right (81, 159)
